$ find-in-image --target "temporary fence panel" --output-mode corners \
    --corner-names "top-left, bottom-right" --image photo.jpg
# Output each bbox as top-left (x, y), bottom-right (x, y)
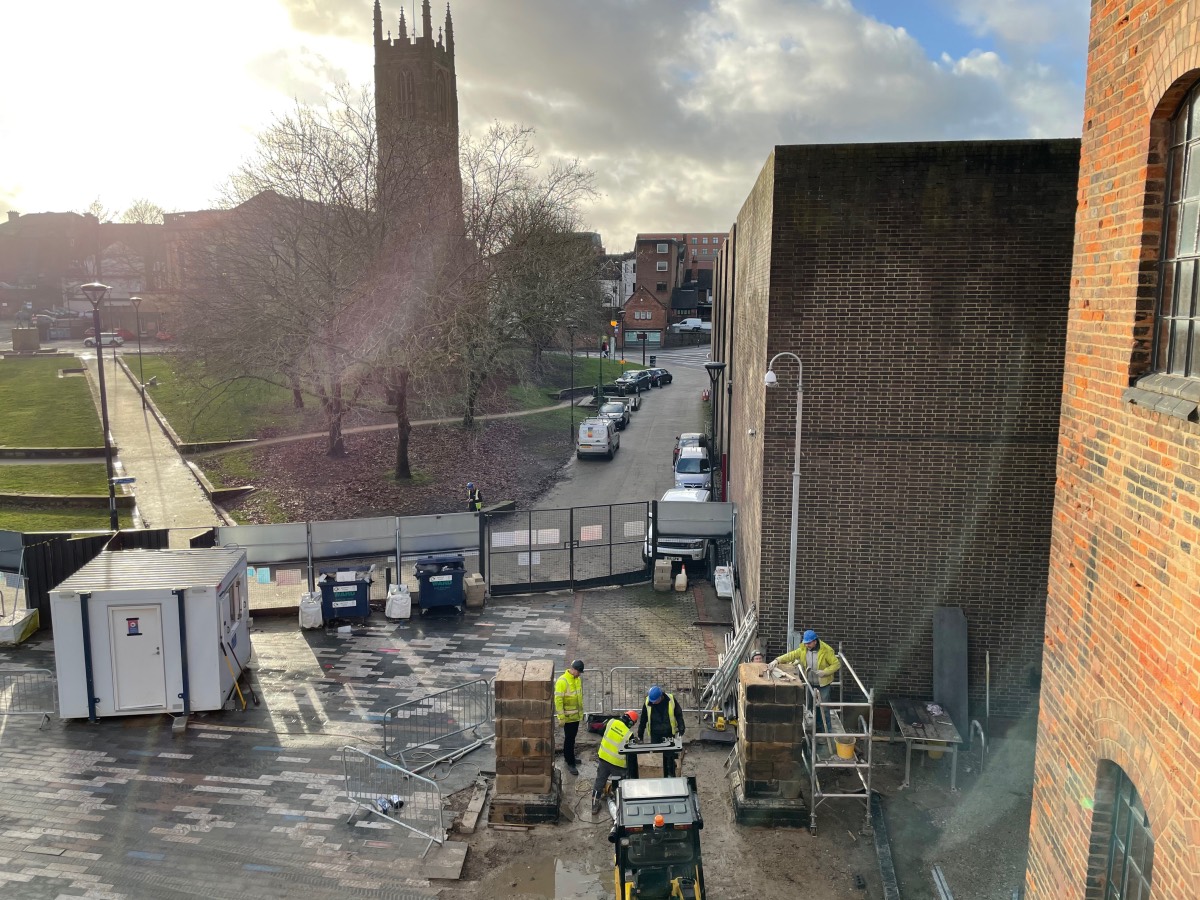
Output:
top-left (310, 516), bottom-right (397, 561)
top-left (485, 503), bottom-right (650, 596)
top-left (0, 668), bottom-right (56, 727)
top-left (341, 746), bottom-right (444, 857)
top-left (581, 669), bottom-right (607, 715)
top-left (607, 666), bottom-right (709, 714)
top-left (381, 678), bottom-right (494, 770)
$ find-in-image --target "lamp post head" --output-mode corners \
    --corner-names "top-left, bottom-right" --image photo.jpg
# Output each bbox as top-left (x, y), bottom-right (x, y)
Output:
top-left (764, 369), bottom-right (778, 387)
top-left (704, 360), bottom-right (726, 376)
top-left (130, 295), bottom-right (143, 309)
top-left (80, 282), bottom-right (110, 306)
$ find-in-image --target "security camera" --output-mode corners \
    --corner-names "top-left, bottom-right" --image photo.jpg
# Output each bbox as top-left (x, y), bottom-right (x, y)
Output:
top-left (748, 428), bottom-right (757, 436)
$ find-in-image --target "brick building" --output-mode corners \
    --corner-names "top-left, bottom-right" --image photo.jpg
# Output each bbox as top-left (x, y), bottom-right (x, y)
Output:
top-left (631, 231), bottom-right (724, 346)
top-left (711, 139), bottom-right (1079, 715)
top-left (1025, 3), bottom-right (1200, 897)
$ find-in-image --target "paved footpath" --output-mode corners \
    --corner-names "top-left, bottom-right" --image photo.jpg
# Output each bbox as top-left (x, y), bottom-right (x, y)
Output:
top-left (0, 585), bottom-right (729, 899)
top-left (81, 350), bottom-right (223, 541)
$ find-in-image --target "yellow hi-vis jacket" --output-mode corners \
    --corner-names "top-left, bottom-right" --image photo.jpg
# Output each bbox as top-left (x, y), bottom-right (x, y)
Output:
top-left (554, 670), bottom-right (583, 724)
top-left (598, 717), bottom-right (632, 768)
top-left (775, 640), bottom-right (841, 687)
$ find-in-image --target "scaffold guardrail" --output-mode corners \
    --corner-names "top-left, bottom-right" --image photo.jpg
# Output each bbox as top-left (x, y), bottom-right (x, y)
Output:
top-left (341, 746), bottom-right (444, 857)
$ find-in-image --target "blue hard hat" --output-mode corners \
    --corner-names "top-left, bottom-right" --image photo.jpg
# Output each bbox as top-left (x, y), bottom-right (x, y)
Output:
top-left (802, 629), bottom-right (818, 644)
top-left (648, 685), bottom-right (664, 703)
top-left (467, 482), bottom-right (475, 489)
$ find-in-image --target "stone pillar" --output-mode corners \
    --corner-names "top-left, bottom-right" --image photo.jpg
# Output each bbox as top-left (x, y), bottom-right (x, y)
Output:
top-left (728, 662), bottom-right (809, 826)
top-left (489, 659), bottom-right (562, 825)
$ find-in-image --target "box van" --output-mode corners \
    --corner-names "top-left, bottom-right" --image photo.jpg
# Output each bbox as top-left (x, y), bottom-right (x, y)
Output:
top-left (577, 417), bottom-right (620, 460)
top-left (673, 446), bottom-right (712, 489)
top-left (643, 488), bottom-right (712, 563)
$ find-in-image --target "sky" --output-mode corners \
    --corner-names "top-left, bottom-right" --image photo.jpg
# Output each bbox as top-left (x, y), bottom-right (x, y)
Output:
top-left (0, 0), bottom-right (1090, 251)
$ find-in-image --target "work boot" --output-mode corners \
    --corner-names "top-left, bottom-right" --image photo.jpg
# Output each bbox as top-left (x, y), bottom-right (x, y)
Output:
top-left (591, 793), bottom-right (602, 815)
top-left (566, 762), bottom-right (579, 776)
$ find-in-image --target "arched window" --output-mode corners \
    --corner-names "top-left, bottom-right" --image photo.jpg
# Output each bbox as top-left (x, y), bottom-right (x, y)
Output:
top-left (1085, 762), bottom-right (1154, 899)
top-left (397, 71), bottom-right (415, 118)
top-left (1156, 81), bottom-right (1200, 377)
top-left (436, 71), bottom-right (448, 124)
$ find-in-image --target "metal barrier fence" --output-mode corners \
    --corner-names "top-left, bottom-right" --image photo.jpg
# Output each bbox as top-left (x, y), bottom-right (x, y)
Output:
top-left (606, 666), bottom-right (711, 714)
top-left (341, 746), bottom-right (444, 857)
top-left (581, 669), bottom-right (607, 715)
top-left (381, 678), bottom-right (494, 770)
top-left (0, 668), bottom-right (56, 727)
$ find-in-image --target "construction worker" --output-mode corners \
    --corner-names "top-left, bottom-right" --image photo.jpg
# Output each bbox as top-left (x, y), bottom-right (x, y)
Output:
top-left (592, 710), bottom-right (638, 814)
top-left (749, 648), bottom-right (766, 663)
top-left (466, 482), bottom-right (483, 512)
top-left (637, 684), bottom-right (685, 777)
top-left (554, 659), bottom-right (585, 776)
top-left (771, 629), bottom-right (841, 740)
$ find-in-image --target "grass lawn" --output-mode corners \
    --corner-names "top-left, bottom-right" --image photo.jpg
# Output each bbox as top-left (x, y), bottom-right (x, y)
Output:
top-left (0, 504), bottom-right (133, 533)
top-left (0, 463), bottom-right (108, 495)
top-left (0, 356), bottom-right (103, 447)
top-left (139, 356), bottom-right (319, 442)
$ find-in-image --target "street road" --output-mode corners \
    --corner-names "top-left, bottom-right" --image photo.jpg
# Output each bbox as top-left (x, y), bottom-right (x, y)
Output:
top-left (536, 346), bottom-right (713, 508)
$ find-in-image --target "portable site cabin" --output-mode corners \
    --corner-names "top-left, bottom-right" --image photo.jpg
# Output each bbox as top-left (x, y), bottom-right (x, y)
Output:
top-left (50, 548), bottom-right (250, 721)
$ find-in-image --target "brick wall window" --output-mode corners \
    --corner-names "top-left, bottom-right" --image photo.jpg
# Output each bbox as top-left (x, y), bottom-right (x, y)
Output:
top-left (1084, 762), bottom-right (1154, 900)
top-left (1157, 82), bottom-right (1200, 378)
top-left (656, 281), bottom-right (667, 292)
top-left (657, 243), bottom-right (668, 253)
top-left (657, 261), bottom-right (668, 271)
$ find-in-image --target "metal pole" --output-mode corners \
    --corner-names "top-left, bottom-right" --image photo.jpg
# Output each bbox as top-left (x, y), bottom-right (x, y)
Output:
top-left (569, 331), bottom-right (575, 439)
top-left (82, 284), bottom-right (119, 531)
top-left (787, 378), bottom-right (802, 645)
top-left (131, 297), bottom-right (145, 409)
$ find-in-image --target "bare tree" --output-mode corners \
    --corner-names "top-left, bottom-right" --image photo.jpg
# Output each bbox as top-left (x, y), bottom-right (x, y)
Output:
top-left (119, 198), bottom-right (166, 225)
top-left (449, 123), bottom-right (600, 427)
top-left (174, 85), bottom-right (458, 460)
top-left (79, 197), bottom-right (112, 223)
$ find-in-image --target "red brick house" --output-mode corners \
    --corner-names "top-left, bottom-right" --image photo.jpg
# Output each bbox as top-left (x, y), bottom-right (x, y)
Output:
top-left (1024, 3), bottom-right (1200, 897)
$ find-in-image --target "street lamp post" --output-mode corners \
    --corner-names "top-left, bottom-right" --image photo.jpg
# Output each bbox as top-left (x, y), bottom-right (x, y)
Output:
top-left (704, 361), bottom-right (726, 498)
top-left (130, 296), bottom-right (145, 409)
top-left (765, 352), bottom-right (803, 649)
top-left (568, 328), bottom-right (576, 439)
top-left (81, 282), bottom-right (120, 532)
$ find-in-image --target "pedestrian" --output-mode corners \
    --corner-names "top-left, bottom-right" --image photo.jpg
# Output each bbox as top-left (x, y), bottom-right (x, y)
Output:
top-left (771, 629), bottom-right (841, 742)
top-left (554, 659), bottom-right (585, 776)
top-left (591, 710), bottom-right (638, 813)
top-left (601, 340), bottom-right (609, 358)
top-left (466, 481), bottom-right (483, 512)
top-left (637, 684), bottom-right (685, 777)
top-left (749, 648), bottom-right (766, 663)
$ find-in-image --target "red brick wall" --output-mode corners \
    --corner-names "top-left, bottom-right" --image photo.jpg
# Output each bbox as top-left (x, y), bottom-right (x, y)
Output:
top-left (718, 140), bottom-right (1078, 715)
top-left (623, 289), bottom-right (669, 337)
top-left (1026, 2), bottom-right (1200, 896)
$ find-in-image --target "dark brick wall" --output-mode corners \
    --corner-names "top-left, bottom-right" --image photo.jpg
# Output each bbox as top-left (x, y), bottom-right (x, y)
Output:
top-left (1026, 3), bottom-right (1200, 897)
top-left (721, 139), bottom-right (1078, 717)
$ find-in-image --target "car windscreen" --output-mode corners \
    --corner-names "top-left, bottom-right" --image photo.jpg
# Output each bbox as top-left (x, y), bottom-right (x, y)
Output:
top-left (600, 403), bottom-right (624, 414)
top-left (675, 457), bottom-right (710, 473)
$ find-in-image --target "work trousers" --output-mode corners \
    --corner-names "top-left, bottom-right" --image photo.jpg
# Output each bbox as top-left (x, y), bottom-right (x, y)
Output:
top-left (593, 758), bottom-right (625, 796)
top-left (813, 683), bottom-right (833, 738)
top-left (562, 721), bottom-right (579, 767)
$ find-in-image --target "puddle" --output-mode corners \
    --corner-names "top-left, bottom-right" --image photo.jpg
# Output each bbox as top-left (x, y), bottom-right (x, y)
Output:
top-left (482, 855), bottom-right (605, 899)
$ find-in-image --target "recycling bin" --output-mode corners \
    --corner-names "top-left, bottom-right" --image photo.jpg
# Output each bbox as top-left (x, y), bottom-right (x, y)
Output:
top-left (317, 566), bottom-right (373, 622)
top-left (413, 554), bottom-right (466, 612)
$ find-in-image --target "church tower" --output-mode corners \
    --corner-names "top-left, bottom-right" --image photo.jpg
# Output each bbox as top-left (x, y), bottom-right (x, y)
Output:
top-left (373, 1), bottom-right (459, 172)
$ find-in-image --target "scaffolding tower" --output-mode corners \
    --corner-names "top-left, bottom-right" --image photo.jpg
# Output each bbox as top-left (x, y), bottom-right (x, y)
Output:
top-left (796, 645), bottom-right (874, 835)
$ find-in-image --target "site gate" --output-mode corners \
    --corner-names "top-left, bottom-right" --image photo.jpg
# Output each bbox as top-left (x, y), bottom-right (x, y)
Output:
top-left (483, 503), bottom-right (650, 596)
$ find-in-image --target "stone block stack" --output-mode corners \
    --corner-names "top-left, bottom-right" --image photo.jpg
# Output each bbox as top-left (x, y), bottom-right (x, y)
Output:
top-left (728, 662), bottom-right (809, 826)
top-left (488, 659), bottom-right (561, 825)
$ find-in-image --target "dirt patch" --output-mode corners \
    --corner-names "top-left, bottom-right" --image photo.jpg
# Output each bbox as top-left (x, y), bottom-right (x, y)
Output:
top-left (206, 415), bottom-right (573, 523)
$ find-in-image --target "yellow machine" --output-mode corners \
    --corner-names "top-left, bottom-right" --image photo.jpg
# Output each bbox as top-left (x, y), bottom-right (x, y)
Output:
top-left (609, 776), bottom-right (706, 899)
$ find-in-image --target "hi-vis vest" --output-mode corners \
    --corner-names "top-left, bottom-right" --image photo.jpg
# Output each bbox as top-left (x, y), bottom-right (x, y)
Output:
top-left (643, 693), bottom-right (680, 737)
top-left (554, 671), bottom-right (583, 724)
top-left (598, 717), bottom-right (632, 768)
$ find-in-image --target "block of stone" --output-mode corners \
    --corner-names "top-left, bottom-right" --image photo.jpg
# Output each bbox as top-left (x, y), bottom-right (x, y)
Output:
top-left (522, 661), bottom-right (554, 699)
top-left (495, 774), bottom-right (520, 794)
top-left (495, 660), bottom-right (526, 699)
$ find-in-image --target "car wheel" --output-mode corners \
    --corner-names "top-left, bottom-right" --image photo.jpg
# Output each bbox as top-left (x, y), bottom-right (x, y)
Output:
top-left (84, 339), bottom-right (94, 347)
top-left (607, 448), bottom-right (613, 460)
top-left (577, 451), bottom-right (584, 459)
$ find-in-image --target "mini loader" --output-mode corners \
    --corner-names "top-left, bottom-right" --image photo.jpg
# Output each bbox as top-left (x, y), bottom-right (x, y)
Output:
top-left (608, 776), bottom-right (706, 899)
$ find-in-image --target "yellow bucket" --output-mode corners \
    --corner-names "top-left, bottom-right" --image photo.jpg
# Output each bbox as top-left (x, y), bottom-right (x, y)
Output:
top-left (927, 741), bottom-right (945, 760)
top-left (835, 738), bottom-right (856, 759)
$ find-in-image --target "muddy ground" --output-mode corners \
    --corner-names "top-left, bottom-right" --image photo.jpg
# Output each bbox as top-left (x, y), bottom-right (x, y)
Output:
top-left (430, 714), bottom-right (1035, 899)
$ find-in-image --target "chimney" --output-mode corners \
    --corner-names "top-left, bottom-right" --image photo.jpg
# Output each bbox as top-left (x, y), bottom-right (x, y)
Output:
top-left (7, 211), bottom-right (19, 222)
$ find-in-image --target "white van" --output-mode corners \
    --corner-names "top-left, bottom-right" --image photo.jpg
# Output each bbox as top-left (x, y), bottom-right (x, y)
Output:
top-left (577, 417), bottom-right (619, 460)
top-left (643, 488), bottom-right (712, 563)
top-left (83, 332), bottom-right (124, 348)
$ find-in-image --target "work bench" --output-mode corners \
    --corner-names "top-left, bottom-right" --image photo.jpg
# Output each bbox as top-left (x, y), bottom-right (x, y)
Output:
top-left (887, 697), bottom-right (963, 791)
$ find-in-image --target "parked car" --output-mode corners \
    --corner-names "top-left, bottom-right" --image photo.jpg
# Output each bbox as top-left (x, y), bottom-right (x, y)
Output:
top-left (597, 400), bottom-right (630, 431)
top-left (643, 488), bottom-right (712, 564)
top-left (155, 330), bottom-right (175, 341)
top-left (600, 383), bottom-right (641, 410)
top-left (674, 445), bottom-right (712, 490)
top-left (577, 417), bottom-right (620, 460)
top-left (616, 369), bottom-right (653, 392)
top-left (647, 367), bottom-right (673, 386)
top-left (670, 318), bottom-right (712, 333)
top-left (673, 432), bottom-right (708, 464)
top-left (83, 332), bottom-right (124, 348)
